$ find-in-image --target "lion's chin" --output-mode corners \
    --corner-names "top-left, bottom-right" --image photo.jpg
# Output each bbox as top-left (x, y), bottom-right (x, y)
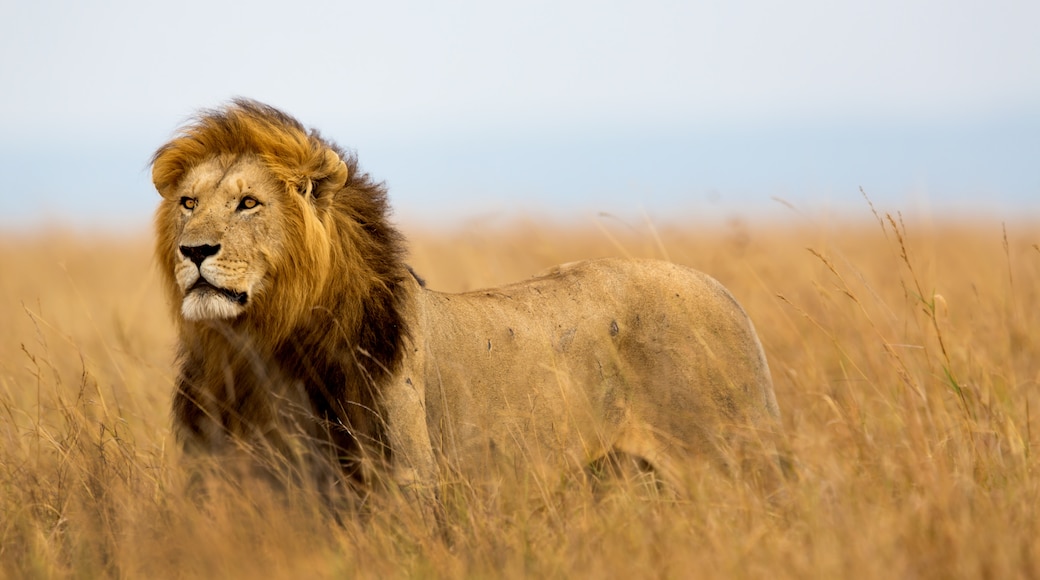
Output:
top-left (181, 289), bottom-right (247, 321)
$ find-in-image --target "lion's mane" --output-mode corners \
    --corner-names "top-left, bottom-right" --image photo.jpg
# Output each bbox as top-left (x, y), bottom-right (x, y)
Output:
top-left (152, 100), bottom-right (410, 479)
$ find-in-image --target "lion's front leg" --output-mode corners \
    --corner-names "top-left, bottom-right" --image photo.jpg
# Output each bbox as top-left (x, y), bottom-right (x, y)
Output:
top-left (381, 372), bottom-right (439, 520)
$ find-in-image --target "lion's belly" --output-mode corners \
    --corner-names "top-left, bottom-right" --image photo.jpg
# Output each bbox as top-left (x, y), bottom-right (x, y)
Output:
top-left (417, 258), bottom-right (777, 479)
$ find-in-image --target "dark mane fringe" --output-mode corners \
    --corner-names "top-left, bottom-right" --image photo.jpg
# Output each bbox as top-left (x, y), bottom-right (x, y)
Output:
top-left (157, 99), bottom-right (412, 482)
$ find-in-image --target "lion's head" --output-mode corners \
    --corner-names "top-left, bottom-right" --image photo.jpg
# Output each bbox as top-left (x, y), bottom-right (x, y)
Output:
top-left (151, 100), bottom-right (407, 350)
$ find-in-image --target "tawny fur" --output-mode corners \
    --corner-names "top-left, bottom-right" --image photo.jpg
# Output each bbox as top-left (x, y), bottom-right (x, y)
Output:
top-left (151, 99), bottom-right (782, 500)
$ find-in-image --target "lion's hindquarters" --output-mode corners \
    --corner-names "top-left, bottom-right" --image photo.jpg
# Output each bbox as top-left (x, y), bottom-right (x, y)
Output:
top-left (615, 264), bottom-right (782, 482)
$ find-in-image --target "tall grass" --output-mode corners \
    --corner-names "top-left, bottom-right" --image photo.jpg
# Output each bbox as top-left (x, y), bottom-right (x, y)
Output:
top-left (1, 211), bottom-right (1038, 578)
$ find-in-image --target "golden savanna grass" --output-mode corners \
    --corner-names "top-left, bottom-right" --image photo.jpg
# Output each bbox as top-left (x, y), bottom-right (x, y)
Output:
top-left (1, 208), bottom-right (1038, 578)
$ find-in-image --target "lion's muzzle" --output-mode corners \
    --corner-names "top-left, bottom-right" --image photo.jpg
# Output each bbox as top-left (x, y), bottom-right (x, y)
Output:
top-left (176, 242), bottom-right (252, 320)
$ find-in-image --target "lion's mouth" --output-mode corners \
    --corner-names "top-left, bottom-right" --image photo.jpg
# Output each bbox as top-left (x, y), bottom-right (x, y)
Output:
top-left (189, 278), bottom-right (248, 305)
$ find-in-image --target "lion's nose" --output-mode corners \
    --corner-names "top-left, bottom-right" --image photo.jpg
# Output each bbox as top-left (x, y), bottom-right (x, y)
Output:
top-left (179, 244), bottom-right (221, 267)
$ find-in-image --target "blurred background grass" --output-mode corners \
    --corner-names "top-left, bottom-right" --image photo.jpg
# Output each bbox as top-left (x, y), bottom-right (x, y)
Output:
top-left (1, 210), bottom-right (1038, 578)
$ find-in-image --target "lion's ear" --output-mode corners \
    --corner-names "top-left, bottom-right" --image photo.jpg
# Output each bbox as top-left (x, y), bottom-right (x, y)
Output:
top-left (151, 145), bottom-right (184, 199)
top-left (306, 149), bottom-right (349, 209)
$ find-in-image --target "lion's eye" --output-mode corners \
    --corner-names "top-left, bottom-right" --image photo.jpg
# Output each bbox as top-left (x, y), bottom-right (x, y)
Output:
top-left (181, 197), bottom-right (196, 210)
top-left (238, 196), bottom-right (259, 211)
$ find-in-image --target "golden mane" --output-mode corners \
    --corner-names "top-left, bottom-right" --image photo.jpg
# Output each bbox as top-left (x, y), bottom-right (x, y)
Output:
top-left (152, 100), bottom-right (411, 484)
top-left (153, 99), bottom-right (345, 199)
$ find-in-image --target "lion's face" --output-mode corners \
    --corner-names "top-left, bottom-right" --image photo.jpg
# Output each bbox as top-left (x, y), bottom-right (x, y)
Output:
top-left (153, 102), bottom-right (353, 331)
top-left (163, 157), bottom-right (287, 321)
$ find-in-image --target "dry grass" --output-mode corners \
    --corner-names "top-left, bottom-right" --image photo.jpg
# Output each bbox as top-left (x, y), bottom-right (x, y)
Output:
top-left (1, 208), bottom-right (1039, 578)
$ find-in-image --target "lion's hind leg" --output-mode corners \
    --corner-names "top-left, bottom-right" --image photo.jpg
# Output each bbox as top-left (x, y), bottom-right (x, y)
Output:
top-left (585, 426), bottom-right (685, 499)
top-left (585, 449), bottom-right (665, 498)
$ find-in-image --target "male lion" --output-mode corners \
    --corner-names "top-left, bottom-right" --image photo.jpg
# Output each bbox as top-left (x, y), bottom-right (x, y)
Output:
top-left (151, 99), bottom-right (782, 504)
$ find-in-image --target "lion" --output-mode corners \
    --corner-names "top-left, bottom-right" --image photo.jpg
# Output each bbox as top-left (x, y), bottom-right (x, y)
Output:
top-left (151, 99), bottom-right (782, 504)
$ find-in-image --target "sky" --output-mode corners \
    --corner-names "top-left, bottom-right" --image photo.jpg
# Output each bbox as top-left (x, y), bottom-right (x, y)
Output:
top-left (1, 0), bottom-right (1038, 230)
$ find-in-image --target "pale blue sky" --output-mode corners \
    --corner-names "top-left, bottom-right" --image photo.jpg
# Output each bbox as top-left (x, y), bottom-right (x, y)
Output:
top-left (1, 0), bottom-right (1037, 229)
